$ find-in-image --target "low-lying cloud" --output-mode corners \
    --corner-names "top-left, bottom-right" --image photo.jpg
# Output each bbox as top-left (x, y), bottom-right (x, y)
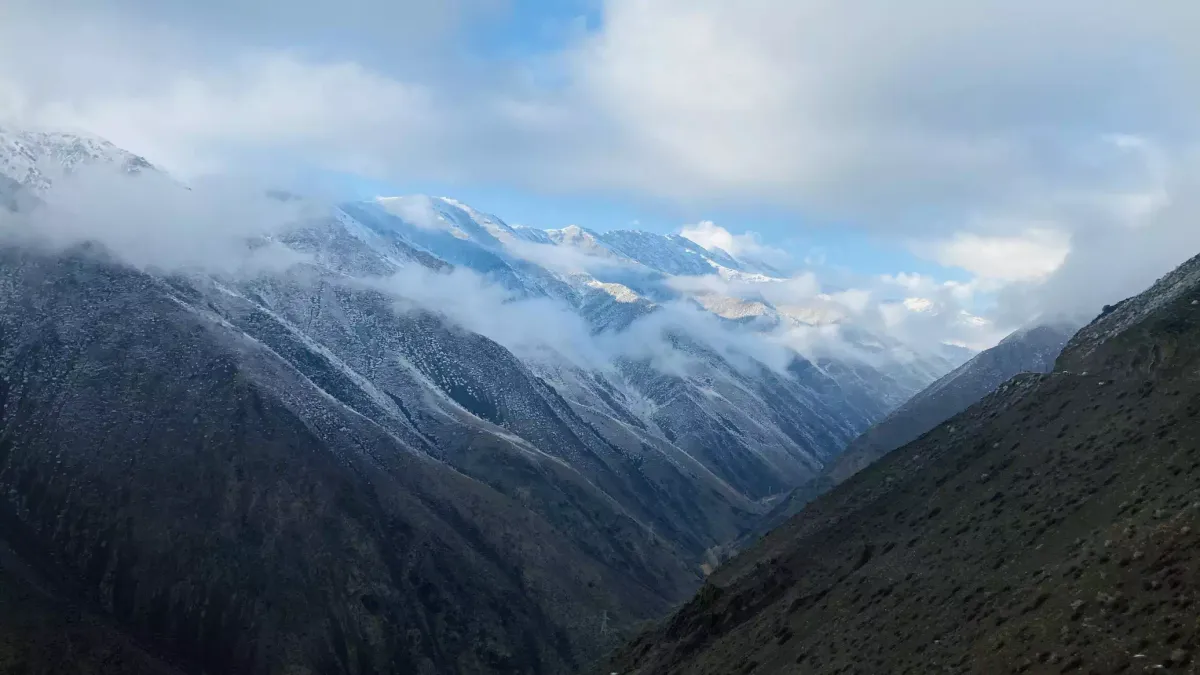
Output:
top-left (995, 158), bottom-right (1200, 325)
top-left (374, 262), bottom-right (800, 379)
top-left (679, 221), bottom-right (791, 270)
top-left (2, 1), bottom-right (1197, 341)
top-left (0, 167), bottom-right (804, 384)
top-left (0, 165), bottom-right (311, 272)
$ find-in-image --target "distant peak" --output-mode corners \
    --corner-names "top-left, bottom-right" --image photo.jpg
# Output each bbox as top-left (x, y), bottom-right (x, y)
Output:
top-left (0, 124), bottom-right (160, 191)
top-left (546, 224), bottom-right (601, 241)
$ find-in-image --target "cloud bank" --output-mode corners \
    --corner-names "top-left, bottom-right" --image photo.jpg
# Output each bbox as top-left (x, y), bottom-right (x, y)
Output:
top-left (0, 165), bottom-right (310, 272)
top-left (0, 169), bottom-right (801, 384)
top-left (1, 0), bottom-right (1197, 335)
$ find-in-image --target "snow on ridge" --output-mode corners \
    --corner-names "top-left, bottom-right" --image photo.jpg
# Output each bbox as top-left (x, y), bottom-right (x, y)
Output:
top-left (586, 279), bottom-right (642, 303)
top-left (436, 197), bottom-right (517, 241)
top-left (375, 195), bottom-right (470, 239)
top-left (693, 292), bottom-right (773, 320)
top-left (0, 126), bottom-right (155, 192)
top-left (710, 261), bottom-right (786, 284)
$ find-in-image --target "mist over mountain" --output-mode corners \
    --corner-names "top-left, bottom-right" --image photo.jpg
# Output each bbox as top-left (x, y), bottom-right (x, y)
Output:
top-left (602, 230), bottom-right (1200, 675)
top-left (0, 127), bottom-right (981, 673)
top-left (826, 319), bottom-right (1083, 484)
top-left (0, 2), bottom-right (1196, 673)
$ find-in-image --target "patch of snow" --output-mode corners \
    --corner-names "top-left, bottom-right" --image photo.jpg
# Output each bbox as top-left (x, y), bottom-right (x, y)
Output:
top-left (586, 280), bottom-right (642, 303)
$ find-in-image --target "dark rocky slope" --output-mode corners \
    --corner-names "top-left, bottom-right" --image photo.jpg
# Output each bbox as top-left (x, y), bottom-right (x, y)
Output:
top-left (601, 252), bottom-right (1200, 674)
top-left (718, 322), bottom-right (1078, 562)
top-left (826, 322), bottom-right (1078, 485)
top-left (0, 248), bottom-right (683, 675)
top-left (0, 128), bottom-right (966, 673)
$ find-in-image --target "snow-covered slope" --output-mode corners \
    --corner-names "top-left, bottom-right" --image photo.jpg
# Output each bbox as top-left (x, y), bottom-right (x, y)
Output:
top-left (0, 126), bottom-right (154, 191)
top-left (0, 126), bottom-right (979, 673)
top-left (0, 127), bottom-right (967, 502)
top-left (0, 128), bottom-right (890, 517)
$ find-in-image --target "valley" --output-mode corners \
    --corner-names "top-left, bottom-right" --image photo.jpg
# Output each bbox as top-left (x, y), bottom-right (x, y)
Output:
top-left (603, 251), bottom-right (1200, 674)
top-left (0, 128), bottom-right (969, 674)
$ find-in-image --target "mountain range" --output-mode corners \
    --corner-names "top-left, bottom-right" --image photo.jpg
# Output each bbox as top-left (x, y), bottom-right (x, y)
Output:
top-left (601, 227), bottom-right (1200, 673)
top-left (706, 318), bottom-right (1082, 563)
top-left (0, 127), bottom-right (979, 673)
top-left (826, 321), bottom-right (1081, 484)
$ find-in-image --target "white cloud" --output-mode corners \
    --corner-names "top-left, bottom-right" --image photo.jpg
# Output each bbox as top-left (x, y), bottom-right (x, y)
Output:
top-left (880, 272), bottom-right (933, 292)
top-left (376, 195), bottom-right (449, 231)
top-left (3, 1), bottom-right (1192, 218)
top-left (665, 270), bottom-right (820, 304)
top-left (995, 151), bottom-right (1200, 324)
top-left (1, 0), bottom-right (1198, 339)
top-left (877, 273), bottom-right (983, 303)
top-left (566, 1), bottom-right (1195, 219)
top-left (902, 297), bottom-right (934, 313)
top-left (827, 289), bottom-right (873, 315)
top-left (29, 55), bottom-right (435, 179)
top-left (678, 221), bottom-right (788, 267)
top-left (920, 228), bottom-right (1072, 282)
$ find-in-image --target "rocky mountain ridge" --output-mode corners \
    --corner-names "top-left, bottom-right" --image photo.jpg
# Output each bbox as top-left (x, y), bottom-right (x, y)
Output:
top-left (716, 320), bottom-right (1081, 559)
top-left (601, 251), bottom-right (1200, 674)
top-left (0, 127), bottom-right (974, 673)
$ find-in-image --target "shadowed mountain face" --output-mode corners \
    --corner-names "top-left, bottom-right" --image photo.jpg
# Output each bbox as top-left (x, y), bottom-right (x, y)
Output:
top-left (717, 322), bottom-right (1080, 559)
top-left (825, 322), bottom-right (1080, 485)
top-left (0, 249), bottom-right (694, 675)
top-left (0, 130), bottom-right (971, 674)
top-left (601, 252), bottom-right (1200, 675)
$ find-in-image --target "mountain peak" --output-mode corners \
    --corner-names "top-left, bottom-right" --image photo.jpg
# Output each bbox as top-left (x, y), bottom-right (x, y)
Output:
top-left (0, 125), bottom-right (156, 192)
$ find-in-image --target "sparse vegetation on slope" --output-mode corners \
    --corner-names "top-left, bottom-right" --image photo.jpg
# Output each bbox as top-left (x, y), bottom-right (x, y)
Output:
top-left (601, 253), bottom-right (1200, 675)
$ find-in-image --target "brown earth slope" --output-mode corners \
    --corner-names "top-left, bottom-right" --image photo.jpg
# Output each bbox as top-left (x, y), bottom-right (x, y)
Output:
top-left (600, 253), bottom-right (1200, 675)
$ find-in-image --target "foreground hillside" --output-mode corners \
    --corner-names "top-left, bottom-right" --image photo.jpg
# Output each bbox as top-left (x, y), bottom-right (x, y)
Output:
top-left (602, 252), bottom-right (1200, 674)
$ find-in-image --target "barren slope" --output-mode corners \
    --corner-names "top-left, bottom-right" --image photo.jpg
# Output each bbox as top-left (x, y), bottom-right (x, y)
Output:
top-left (602, 253), bottom-right (1200, 675)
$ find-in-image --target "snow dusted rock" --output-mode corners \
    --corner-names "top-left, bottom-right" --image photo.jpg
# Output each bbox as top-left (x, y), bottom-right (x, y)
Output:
top-left (0, 126), bottom-right (154, 192)
top-left (1059, 251), bottom-right (1200, 376)
top-left (0, 126), bottom-right (973, 674)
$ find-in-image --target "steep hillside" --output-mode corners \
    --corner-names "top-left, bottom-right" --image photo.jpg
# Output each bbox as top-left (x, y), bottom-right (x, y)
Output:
top-left (601, 252), bottom-right (1200, 675)
top-left (0, 248), bottom-right (695, 675)
top-left (720, 322), bottom-right (1077, 556)
top-left (827, 321), bottom-right (1079, 484)
top-left (0, 127), bottom-right (965, 673)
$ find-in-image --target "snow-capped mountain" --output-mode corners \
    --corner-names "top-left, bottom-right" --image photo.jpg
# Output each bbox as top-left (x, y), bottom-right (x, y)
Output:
top-left (0, 127), bottom-right (973, 674)
top-left (0, 127), bottom-right (152, 192)
top-left (0, 126), bottom-right (975, 502)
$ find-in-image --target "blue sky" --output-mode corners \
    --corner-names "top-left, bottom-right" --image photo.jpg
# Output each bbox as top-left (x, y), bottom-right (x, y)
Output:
top-left (464, 0), bottom-right (601, 61)
top-left (1, 0), bottom-right (1195, 344)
